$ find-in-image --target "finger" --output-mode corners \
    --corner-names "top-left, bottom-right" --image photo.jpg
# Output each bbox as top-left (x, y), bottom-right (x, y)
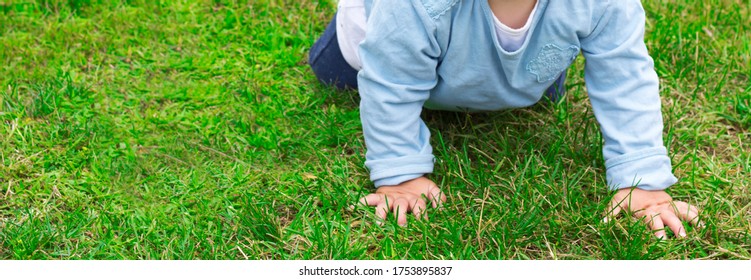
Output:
top-left (660, 209), bottom-right (686, 238)
top-left (375, 201), bottom-right (390, 225)
top-left (412, 199), bottom-right (428, 220)
top-left (359, 193), bottom-right (383, 207)
top-left (643, 211), bottom-right (667, 239)
top-left (689, 204), bottom-right (700, 216)
top-left (673, 201), bottom-right (701, 226)
top-left (427, 187), bottom-right (445, 208)
top-left (393, 198), bottom-right (410, 226)
top-left (604, 199), bottom-right (624, 223)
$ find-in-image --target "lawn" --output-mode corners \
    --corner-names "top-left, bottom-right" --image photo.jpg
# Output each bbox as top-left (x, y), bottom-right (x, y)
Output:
top-left (0, 0), bottom-right (749, 259)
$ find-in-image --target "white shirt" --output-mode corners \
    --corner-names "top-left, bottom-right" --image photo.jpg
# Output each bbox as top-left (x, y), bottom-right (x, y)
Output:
top-left (335, 0), bottom-right (538, 70)
top-left (492, 0), bottom-right (538, 52)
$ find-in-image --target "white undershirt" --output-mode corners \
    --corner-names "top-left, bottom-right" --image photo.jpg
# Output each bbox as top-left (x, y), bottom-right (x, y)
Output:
top-left (492, 0), bottom-right (538, 52)
top-left (335, 0), bottom-right (538, 70)
top-left (336, 0), bottom-right (367, 70)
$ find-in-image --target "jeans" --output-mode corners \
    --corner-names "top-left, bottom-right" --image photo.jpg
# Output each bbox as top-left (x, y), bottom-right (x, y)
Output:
top-left (308, 14), bottom-right (566, 101)
top-left (308, 15), bottom-right (359, 90)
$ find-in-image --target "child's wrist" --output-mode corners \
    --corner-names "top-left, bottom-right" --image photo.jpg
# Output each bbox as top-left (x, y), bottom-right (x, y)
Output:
top-left (374, 173), bottom-right (425, 187)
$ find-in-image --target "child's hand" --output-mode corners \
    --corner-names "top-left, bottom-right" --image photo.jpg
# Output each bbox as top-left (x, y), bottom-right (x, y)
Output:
top-left (358, 177), bottom-right (446, 226)
top-left (606, 187), bottom-right (701, 239)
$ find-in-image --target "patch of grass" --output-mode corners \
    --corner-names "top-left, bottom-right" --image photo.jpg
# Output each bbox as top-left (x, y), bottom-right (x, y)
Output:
top-left (1, 0), bottom-right (749, 259)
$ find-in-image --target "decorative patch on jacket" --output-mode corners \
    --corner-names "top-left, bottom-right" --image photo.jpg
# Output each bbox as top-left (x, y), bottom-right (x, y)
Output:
top-left (527, 44), bottom-right (579, 83)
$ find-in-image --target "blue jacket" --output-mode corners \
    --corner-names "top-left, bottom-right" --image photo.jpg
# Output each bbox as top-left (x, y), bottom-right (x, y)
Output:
top-left (357, 0), bottom-right (678, 190)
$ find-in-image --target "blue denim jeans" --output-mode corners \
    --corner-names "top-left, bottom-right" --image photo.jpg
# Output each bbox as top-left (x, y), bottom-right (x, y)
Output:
top-left (308, 14), bottom-right (566, 101)
top-left (308, 15), bottom-right (359, 90)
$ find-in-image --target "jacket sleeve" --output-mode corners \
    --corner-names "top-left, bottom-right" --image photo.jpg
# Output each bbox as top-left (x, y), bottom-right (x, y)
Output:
top-left (357, 0), bottom-right (440, 187)
top-left (580, 0), bottom-right (678, 191)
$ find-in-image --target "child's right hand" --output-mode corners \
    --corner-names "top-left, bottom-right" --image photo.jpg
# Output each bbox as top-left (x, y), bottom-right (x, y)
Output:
top-left (358, 177), bottom-right (446, 226)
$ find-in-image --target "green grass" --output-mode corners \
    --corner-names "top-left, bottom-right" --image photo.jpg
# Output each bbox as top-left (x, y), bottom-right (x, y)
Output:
top-left (0, 0), bottom-right (749, 259)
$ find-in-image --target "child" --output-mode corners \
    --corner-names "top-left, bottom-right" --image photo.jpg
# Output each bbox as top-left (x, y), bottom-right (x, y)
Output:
top-left (308, 0), bottom-right (700, 238)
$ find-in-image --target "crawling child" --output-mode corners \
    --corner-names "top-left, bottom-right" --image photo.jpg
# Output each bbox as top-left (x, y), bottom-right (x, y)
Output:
top-left (308, 0), bottom-right (700, 238)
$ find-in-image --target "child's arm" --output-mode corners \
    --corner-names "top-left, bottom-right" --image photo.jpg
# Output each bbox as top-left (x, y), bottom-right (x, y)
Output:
top-left (580, 0), bottom-right (700, 237)
top-left (356, 0), bottom-right (443, 225)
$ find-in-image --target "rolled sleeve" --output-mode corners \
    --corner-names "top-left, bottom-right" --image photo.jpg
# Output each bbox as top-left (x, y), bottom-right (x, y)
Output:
top-left (358, 0), bottom-right (441, 187)
top-left (581, 0), bottom-right (678, 191)
top-left (605, 147), bottom-right (678, 190)
top-left (374, 173), bottom-right (429, 188)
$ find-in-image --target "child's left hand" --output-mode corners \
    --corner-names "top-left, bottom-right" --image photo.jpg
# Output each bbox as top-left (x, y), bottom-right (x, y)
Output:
top-left (606, 187), bottom-right (701, 239)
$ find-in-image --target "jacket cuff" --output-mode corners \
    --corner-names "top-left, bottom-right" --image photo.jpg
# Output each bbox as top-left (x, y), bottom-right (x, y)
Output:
top-left (366, 155), bottom-right (434, 187)
top-left (374, 173), bottom-right (426, 187)
top-left (605, 147), bottom-right (678, 191)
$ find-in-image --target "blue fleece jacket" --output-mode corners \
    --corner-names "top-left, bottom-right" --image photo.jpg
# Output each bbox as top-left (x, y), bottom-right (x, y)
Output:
top-left (357, 0), bottom-right (678, 190)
